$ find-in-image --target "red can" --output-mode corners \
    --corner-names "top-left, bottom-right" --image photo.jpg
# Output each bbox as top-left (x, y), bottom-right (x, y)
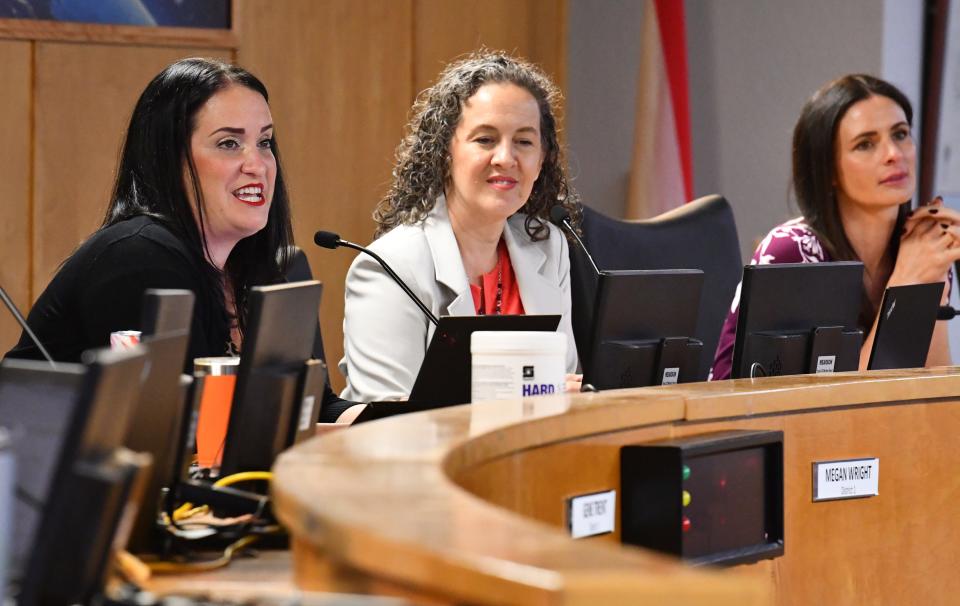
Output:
top-left (109, 330), bottom-right (141, 350)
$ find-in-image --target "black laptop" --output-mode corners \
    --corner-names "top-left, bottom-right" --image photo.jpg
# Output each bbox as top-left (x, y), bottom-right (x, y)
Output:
top-left (354, 314), bottom-right (561, 422)
top-left (868, 282), bottom-right (943, 371)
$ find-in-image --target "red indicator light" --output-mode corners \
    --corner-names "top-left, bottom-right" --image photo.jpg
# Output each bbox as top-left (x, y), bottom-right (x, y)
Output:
top-left (682, 516), bottom-right (692, 532)
top-left (718, 476), bottom-right (727, 489)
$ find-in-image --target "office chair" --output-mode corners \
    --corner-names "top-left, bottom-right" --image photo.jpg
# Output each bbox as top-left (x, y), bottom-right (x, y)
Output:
top-left (570, 194), bottom-right (742, 381)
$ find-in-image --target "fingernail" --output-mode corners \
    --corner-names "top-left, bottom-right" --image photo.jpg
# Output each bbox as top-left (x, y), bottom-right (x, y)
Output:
top-left (930, 208), bottom-right (939, 214)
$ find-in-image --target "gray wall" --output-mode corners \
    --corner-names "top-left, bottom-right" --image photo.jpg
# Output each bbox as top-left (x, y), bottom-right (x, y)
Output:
top-left (566, 0), bottom-right (645, 218)
top-left (566, 0), bottom-right (923, 259)
top-left (687, 0), bottom-right (887, 257)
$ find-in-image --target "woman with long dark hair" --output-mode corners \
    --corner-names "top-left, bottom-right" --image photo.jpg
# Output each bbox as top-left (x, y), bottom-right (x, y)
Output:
top-left (5, 57), bottom-right (349, 418)
top-left (339, 50), bottom-right (582, 404)
top-left (712, 74), bottom-right (959, 380)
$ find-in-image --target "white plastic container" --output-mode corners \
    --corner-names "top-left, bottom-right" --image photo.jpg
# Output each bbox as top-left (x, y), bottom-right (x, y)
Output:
top-left (471, 331), bottom-right (567, 402)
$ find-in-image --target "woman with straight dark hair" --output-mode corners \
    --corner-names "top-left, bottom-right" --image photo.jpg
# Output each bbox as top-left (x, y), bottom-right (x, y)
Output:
top-left (712, 74), bottom-right (959, 380)
top-left (339, 50), bottom-right (582, 406)
top-left (5, 57), bottom-right (349, 418)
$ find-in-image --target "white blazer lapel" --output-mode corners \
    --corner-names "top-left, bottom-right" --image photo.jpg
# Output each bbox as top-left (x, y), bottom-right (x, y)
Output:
top-left (503, 216), bottom-right (563, 314)
top-left (423, 196), bottom-right (475, 316)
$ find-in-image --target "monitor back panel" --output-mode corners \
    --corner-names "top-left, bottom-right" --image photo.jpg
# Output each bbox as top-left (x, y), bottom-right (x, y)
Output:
top-left (124, 331), bottom-right (191, 552)
top-left (140, 289), bottom-right (195, 337)
top-left (220, 281), bottom-right (322, 475)
top-left (0, 360), bottom-right (86, 587)
top-left (16, 347), bottom-right (147, 605)
top-left (732, 262), bottom-right (863, 379)
top-left (409, 314), bottom-right (561, 407)
top-left (588, 270), bottom-right (703, 350)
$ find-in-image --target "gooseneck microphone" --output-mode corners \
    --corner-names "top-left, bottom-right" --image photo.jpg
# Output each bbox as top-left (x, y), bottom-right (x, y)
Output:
top-left (314, 230), bottom-right (440, 327)
top-left (549, 205), bottom-right (601, 276)
top-left (0, 284), bottom-right (56, 368)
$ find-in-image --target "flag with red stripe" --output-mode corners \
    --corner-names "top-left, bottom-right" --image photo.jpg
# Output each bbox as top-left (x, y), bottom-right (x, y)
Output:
top-left (626, 0), bottom-right (693, 218)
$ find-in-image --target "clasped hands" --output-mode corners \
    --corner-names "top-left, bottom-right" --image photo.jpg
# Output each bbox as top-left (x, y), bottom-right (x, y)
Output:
top-left (896, 196), bottom-right (960, 301)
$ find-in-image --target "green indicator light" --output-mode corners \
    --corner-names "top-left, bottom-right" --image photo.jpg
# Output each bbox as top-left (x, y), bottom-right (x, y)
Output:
top-left (682, 464), bottom-right (691, 481)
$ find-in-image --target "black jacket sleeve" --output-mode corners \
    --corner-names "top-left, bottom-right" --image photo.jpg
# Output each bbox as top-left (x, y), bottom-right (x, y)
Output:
top-left (78, 231), bottom-right (219, 365)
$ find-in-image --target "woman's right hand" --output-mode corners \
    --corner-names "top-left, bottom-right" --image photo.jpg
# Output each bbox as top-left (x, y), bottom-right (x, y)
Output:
top-left (892, 205), bottom-right (960, 290)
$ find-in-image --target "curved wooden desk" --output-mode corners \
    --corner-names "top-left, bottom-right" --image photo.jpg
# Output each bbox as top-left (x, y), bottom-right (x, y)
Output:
top-left (273, 368), bottom-right (960, 605)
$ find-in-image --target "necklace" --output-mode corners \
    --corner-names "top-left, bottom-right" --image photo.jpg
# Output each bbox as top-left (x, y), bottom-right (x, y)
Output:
top-left (478, 255), bottom-right (503, 316)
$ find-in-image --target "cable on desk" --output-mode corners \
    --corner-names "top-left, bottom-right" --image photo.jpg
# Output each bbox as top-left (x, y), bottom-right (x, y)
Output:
top-left (212, 471), bottom-right (273, 488)
top-left (749, 362), bottom-right (767, 379)
top-left (146, 535), bottom-right (260, 575)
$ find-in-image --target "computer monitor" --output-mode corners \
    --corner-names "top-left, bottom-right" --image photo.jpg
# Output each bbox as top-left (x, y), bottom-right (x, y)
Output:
top-left (0, 430), bottom-right (11, 604)
top-left (580, 270), bottom-right (704, 390)
top-left (1, 347), bottom-right (148, 606)
top-left (140, 288), bottom-right (196, 338)
top-left (123, 330), bottom-right (192, 554)
top-left (353, 314), bottom-right (562, 423)
top-left (218, 280), bottom-right (324, 476)
top-left (731, 262), bottom-right (864, 379)
top-left (121, 289), bottom-right (196, 554)
top-left (868, 282), bottom-right (943, 371)
top-left (413, 314), bottom-right (561, 403)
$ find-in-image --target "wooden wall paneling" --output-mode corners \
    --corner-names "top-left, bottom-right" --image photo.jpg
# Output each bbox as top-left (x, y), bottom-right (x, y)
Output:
top-left (0, 18), bottom-right (237, 49)
top-left (413, 0), bottom-right (567, 94)
top-left (0, 41), bottom-right (32, 354)
top-left (237, 0), bottom-right (414, 391)
top-left (31, 43), bottom-right (230, 317)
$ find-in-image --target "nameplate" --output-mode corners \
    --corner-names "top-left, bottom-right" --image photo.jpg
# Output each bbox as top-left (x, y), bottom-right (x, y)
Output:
top-left (815, 355), bottom-right (836, 373)
top-left (567, 490), bottom-right (616, 539)
top-left (298, 395), bottom-right (316, 431)
top-left (812, 458), bottom-right (879, 501)
top-left (661, 367), bottom-right (680, 385)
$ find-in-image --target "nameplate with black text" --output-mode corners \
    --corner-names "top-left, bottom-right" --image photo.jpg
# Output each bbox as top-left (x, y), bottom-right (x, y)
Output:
top-left (567, 490), bottom-right (616, 538)
top-left (812, 457), bottom-right (879, 501)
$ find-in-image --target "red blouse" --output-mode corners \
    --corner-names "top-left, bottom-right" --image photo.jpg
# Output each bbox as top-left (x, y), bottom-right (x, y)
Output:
top-left (470, 239), bottom-right (525, 315)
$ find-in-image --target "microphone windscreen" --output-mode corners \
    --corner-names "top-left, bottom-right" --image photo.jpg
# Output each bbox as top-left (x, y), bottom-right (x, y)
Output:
top-left (314, 230), bottom-right (341, 249)
top-left (549, 204), bottom-right (570, 226)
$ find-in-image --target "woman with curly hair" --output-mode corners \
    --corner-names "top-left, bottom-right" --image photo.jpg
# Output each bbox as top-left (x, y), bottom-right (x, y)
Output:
top-left (711, 74), bottom-right (958, 380)
top-left (338, 50), bottom-right (582, 404)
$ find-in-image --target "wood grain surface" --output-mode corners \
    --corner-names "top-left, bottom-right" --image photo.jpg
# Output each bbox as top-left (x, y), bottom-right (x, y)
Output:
top-left (273, 368), bottom-right (960, 605)
top-left (0, 40), bottom-right (31, 352)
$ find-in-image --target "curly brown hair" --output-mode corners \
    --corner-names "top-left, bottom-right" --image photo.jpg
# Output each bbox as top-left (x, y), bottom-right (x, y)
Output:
top-left (374, 50), bottom-right (581, 240)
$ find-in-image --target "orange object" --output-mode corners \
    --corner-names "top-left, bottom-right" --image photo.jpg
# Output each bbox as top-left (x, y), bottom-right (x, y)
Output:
top-left (195, 375), bottom-right (237, 468)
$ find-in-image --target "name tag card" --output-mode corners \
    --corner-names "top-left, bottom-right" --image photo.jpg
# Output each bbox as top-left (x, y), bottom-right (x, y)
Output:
top-left (567, 490), bottom-right (616, 538)
top-left (661, 367), bottom-right (680, 385)
top-left (815, 355), bottom-right (836, 373)
top-left (812, 458), bottom-right (879, 502)
top-left (298, 395), bottom-right (316, 431)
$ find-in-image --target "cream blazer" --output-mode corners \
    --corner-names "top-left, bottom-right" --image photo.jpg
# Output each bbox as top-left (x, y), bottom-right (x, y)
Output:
top-left (339, 196), bottom-right (579, 403)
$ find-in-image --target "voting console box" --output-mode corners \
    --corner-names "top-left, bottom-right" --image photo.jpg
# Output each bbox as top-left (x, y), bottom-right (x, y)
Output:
top-left (620, 430), bottom-right (784, 566)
